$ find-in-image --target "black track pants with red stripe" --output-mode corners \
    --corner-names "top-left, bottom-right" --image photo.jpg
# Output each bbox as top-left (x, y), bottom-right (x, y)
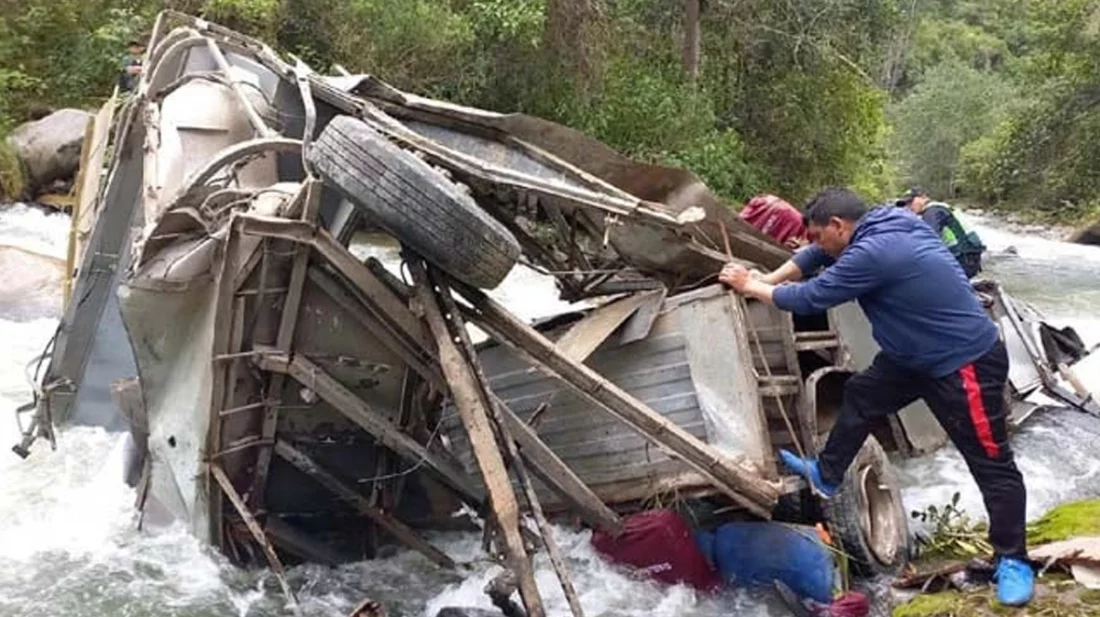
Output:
top-left (818, 340), bottom-right (1027, 559)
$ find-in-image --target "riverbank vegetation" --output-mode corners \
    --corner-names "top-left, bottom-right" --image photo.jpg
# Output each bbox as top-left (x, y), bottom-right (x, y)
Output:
top-left (1, 0), bottom-right (1097, 224)
top-left (893, 498), bottom-right (1100, 617)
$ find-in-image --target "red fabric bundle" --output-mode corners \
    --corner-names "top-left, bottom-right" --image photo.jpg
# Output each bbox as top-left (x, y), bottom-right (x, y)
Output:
top-left (591, 509), bottom-right (721, 592)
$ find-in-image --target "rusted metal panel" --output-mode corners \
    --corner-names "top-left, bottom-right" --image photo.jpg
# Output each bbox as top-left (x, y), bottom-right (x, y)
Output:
top-left (443, 283), bottom-right (776, 504)
top-left (619, 286), bottom-right (668, 344)
top-left (446, 323), bottom-right (701, 487)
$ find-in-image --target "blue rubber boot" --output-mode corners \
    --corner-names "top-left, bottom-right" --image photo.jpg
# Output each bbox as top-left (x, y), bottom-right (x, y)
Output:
top-left (995, 557), bottom-right (1034, 607)
top-left (778, 449), bottom-right (839, 498)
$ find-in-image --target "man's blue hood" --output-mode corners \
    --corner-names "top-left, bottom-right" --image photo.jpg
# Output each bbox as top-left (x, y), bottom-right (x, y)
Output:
top-left (774, 207), bottom-right (999, 377)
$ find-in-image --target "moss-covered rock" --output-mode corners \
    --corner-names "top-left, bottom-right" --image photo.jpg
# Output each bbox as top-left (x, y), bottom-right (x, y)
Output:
top-left (895, 500), bottom-right (1100, 616)
top-left (891, 582), bottom-right (1100, 617)
top-left (1027, 499), bottom-right (1100, 546)
top-left (892, 591), bottom-right (992, 617)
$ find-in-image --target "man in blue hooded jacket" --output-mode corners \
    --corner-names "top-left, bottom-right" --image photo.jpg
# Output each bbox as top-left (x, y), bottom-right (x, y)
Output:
top-left (719, 188), bottom-right (1032, 607)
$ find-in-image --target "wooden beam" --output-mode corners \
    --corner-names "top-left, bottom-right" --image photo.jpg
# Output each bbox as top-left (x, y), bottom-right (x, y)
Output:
top-left (206, 215), bottom-right (245, 553)
top-left (411, 264), bottom-right (545, 617)
top-left (427, 265), bottom-right (584, 617)
top-left (250, 181), bottom-right (321, 508)
top-left (273, 439), bottom-right (455, 569)
top-left (256, 350), bottom-right (484, 506)
top-left (210, 463), bottom-right (299, 610)
top-left (452, 283), bottom-right (780, 517)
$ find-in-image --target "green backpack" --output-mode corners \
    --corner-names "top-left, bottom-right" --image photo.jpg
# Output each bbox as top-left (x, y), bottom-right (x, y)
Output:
top-left (926, 203), bottom-right (985, 258)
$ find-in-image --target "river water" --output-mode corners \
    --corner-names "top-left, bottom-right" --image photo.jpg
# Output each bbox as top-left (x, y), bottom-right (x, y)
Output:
top-left (0, 204), bottom-right (1097, 617)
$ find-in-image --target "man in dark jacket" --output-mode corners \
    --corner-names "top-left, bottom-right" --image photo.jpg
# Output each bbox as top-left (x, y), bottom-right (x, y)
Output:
top-left (118, 40), bottom-right (145, 93)
top-left (897, 186), bottom-right (985, 278)
top-left (718, 188), bottom-right (1033, 607)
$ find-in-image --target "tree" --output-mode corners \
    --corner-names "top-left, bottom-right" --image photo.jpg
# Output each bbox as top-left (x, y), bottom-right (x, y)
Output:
top-left (683, 0), bottom-right (700, 80)
top-left (544, 0), bottom-right (605, 87)
top-left (890, 61), bottom-right (1014, 197)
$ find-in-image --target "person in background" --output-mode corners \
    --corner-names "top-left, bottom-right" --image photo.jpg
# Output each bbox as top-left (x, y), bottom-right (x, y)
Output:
top-left (119, 39), bottom-right (146, 93)
top-left (718, 188), bottom-right (1033, 608)
top-left (739, 194), bottom-right (809, 249)
top-left (897, 186), bottom-right (986, 278)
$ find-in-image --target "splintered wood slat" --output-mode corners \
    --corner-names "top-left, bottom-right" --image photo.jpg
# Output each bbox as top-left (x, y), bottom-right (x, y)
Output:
top-left (426, 264), bottom-right (585, 617)
top-left (411, 264), bottom-right (546, 617)
top-left (210, 464), bottom-right (298, 611)
top-left (552, 290), bottom-right (661, 364)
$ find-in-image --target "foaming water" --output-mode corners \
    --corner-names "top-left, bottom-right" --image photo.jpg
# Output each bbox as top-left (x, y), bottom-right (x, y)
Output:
top-left (898, 210), bottom-right (1100, 532)
top-left (0, 203), bottom-right (69, 260)
top-left (960, 210), bottom-right (1100, 324)
top-left (0, 205), bottom-right (1098, 616)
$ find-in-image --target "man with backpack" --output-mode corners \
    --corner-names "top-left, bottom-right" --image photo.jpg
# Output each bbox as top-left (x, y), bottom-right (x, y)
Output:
top-left (118, 39), bottom-right (146, 93)
top-left (897, 186), bottom-right (986, 278)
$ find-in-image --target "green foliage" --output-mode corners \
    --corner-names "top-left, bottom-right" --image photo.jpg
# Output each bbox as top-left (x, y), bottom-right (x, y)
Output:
top-left (201, 0), bottom-right (280, 39)
top-left (895, 499), bottom-right (1100, 617)
top-left (736, 60), bottom-right (892, 201)
top-left (954, 0), bottom-right (1100, 223)
top-left (892, 0), bottom-right (1100, 224)
top-left (0, 0), bottom-right (906, 210)
top-left (0, 136), bottom-right (25, 200)
top-left (891, 591), bottom-right (990, 617)
top-left (661, 130), bottom-right (770, 203)
top-left (0, 0), bottom-right (150, 122)
top-left (569, 56), bottom-right (718, 156)
top-left (468, 0), bottom-right (545, 46)
top-left (910, 496), bottom-right (1100, 562)
top-left (910, 492), bottom-right (992, 560)
top-left (893, 577), bottom-right (1100, 617)
top-left (890, 61), bottom-right (1016, 197)
top-left (892, 587), bottom-right (1100, 617)
top-left (334, 1), bottom-right (476, 95)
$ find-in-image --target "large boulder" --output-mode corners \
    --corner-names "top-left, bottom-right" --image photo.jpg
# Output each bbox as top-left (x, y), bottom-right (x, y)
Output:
top-left (1069, 217), bottom-right (1100, 246)
top-left (6, 108), bottom-right (92, 197)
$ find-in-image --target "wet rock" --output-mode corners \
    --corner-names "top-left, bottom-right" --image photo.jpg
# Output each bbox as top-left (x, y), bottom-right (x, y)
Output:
top-left (1070, 217), bottom-right (1100, 246)
top-left (347, 598), bottom-right (385, 617)
top-left (434, 609), bottom-right (503, 617)
top-left (6, 109), bottom-right (91, 198)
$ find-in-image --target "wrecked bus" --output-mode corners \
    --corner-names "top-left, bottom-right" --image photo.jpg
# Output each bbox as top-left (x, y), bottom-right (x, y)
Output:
top-left (12, 10), bottom-right (1097, 614)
